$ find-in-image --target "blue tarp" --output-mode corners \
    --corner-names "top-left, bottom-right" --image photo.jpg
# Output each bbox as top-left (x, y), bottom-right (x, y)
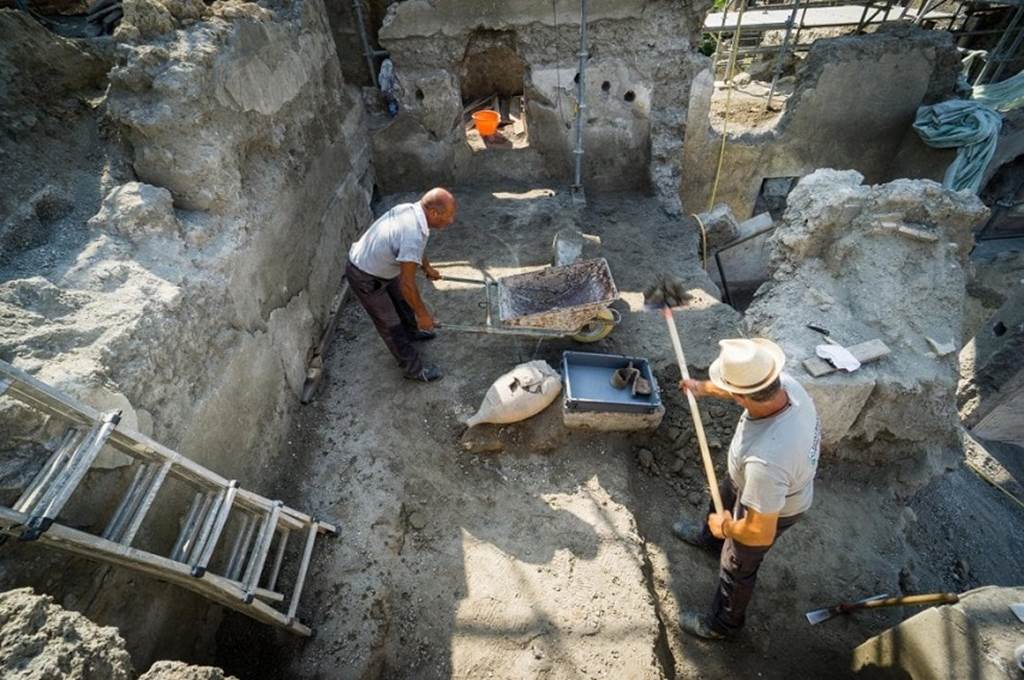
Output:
top-left (972, 70), bottom-right (1024, 113)
top-left (913, 100), bottom-right (1002, 194)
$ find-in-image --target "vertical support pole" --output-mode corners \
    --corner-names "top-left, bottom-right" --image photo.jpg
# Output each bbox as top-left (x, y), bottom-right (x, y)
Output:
top-left (352, 0), bottom-right (377, 87)
top-left (767, 0), bottom-right (800, 110)
top-left (992, 20), bottom-right (1024, 82)
top-left (976, 5), bottom-right (1024, 85)
top-left (571, 0), bottom-right (588, 198)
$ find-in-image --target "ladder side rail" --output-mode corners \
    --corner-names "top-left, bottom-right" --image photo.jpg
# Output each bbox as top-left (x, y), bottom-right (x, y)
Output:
top-left (0, 506), bottom-right (309, 635)
top-left (14, 428), bottom-right (82, 513)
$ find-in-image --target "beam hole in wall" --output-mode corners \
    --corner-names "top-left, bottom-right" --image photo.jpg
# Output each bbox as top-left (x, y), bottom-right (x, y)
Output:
top-left (415, 88), bottom-right (424, 101)
top-left (752, 176), bottom-right (799, 220)
top-left (601, 81), bottom-right (611, 92)
top-left (623, 90), bottom-right (636, 102)
top-left (458, 29), bottom-right (530, 152)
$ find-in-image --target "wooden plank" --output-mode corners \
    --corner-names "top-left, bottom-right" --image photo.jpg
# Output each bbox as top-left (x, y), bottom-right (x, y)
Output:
top-left (803, 338), bottom-right (891, 378)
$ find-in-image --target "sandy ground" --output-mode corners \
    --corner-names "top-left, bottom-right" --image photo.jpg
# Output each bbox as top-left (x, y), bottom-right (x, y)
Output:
top-left (215, 186), bottom-right (1024, 679)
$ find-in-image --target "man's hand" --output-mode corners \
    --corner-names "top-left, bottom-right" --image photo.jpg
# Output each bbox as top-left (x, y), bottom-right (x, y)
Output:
top-left (680, 378), bottom-right (708, 397)
top-left (708, 510), bottom-right (733, 540)
top-left (422, 263), bottom-right (442, 281)
top-left (415, 308), bottom-right (437, 332)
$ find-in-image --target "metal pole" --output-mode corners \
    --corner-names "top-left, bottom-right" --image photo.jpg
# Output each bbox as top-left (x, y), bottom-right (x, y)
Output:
top-left (992, 20), bottom-right (1024, 82)
top-left (572, 0), bottom-right (589, 194)
top-left (767, 0), bottom-right (800, 109)
top-left (352, 0), bottom-right (377, 87)
top-left (976, 4), bottom-right (1024, 85)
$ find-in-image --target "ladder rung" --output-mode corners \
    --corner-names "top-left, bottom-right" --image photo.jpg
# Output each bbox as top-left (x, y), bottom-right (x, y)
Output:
top-left (190, 481), bottom-right (239, 577)
top-left (225, 514), bottom-right (255, 581)
top-left (186, 488), bottom-right (227, 566)
top-left (102, 463), bottom-right (153, 541)
top-left (171, 492), bottom-right (208, 562)
top-left (119, 461), bottom-right (171, 547)
top-left (14, 428), bottom-right (81, 513)
top-left (266, 528), bottom-right (290, 593)
top-left (287, 521), bottom-right (320, 621)
top-left (242, 501), bottom-right (281, 604)
top-left (21, 412), bottom-right (121, 541)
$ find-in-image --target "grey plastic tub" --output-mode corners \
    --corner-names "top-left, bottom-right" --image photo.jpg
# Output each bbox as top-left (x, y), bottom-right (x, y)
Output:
top-left (562, 351), bottom-right (662, 414)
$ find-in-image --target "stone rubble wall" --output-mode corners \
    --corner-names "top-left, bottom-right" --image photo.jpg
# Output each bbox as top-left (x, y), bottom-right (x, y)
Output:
top-left (1, 0), bottom-right (373, 666)
top-left (370, 0), bottom-right (711, 214)
top-left (744, 170), bottom-right (988, 474)
top-left (681, 25), bottom-right (961, 219)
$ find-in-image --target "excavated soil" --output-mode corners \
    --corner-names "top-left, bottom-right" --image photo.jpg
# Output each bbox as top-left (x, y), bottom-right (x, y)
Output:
top-left (213, 186), bottom-right (1024, 679)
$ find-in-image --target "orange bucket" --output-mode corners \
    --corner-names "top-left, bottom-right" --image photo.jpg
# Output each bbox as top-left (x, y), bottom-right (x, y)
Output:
top-left (472, 109), bottom-right (500, 136)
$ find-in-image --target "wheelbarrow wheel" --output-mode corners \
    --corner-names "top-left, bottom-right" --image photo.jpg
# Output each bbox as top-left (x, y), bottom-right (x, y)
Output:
top-left (572, 309), bottom-right (616, 343)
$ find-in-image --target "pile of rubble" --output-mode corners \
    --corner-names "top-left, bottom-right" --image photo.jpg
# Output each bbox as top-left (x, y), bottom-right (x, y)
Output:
top-left (745, 169), bottom-right (988, 475)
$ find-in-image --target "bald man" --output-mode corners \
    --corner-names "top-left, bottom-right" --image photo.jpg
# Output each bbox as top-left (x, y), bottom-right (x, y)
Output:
top-left (345, 188), bottom-right (456, 382)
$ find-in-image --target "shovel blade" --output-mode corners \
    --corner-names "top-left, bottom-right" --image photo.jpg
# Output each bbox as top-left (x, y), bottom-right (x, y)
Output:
top-left (805, 608), bottom-right (834, 625)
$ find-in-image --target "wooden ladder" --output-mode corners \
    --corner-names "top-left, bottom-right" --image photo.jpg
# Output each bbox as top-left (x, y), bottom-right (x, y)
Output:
top-left (0, 359), bottom-right (335, 636)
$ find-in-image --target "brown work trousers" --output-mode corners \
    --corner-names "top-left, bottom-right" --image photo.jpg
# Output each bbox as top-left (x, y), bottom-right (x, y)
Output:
top-left (345, 260), bottom-right (423, 376)
top-left (698, 476), bottom-right (803, 636)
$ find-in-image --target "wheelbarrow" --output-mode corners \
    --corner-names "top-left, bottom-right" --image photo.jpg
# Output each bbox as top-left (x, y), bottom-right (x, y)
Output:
top-left (437, 258), bottom-right (621, 343)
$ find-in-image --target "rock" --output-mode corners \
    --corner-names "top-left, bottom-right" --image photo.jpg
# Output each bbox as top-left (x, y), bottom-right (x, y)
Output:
top-left (666, 426), bottom-right (681, 441)
top-left (709, 405), bottom-right (727, 419)
top-left (706, 436), bottom-right (722, 450)
top-left (459, 425), bottom-right (505, 454)
top-left (744, 169), bottom-right (988, 467)
top-left (88, 182), bottom-right (181, 241)
top-left (637, 448), bottom-right (654, 468)
top-left (408, 512), bottom-right (427, 531)
top-left (688, 491), bottom-right (703, 506)
top-left (141, 661), bottom-right (239, 679)
top-left (669, 456), bottom-right (686, 474)
top-left (0, 588), bottom-right (134, 680)
top-left (159, 0), bottom-right (205, 21)
top-left (116, 0), bottom-right (175, 40)
top-left (925, 336), bottom-right (957, 357)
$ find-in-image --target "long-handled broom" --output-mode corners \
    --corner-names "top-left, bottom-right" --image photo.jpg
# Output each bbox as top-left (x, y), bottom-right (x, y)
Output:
top-left (644, 277), bottom-right (724, 515)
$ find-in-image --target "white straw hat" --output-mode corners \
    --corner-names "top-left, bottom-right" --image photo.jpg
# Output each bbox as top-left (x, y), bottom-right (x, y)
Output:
top-left (708, 338), bottom-right (786, 395)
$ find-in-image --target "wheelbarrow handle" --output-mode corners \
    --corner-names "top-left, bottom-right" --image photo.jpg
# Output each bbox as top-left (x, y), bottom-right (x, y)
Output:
top-left (439, 275), bottom-right (489, 285)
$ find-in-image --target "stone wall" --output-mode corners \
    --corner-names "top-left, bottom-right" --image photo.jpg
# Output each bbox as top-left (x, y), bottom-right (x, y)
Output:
top-left (0, 0), bottom-right (372, 665)
top-left (371, 0), bottom-right (711, 214)
top-left (744, 170), bottom-right (988, 475)
top-left (681, 25), bottom-right (961, 218)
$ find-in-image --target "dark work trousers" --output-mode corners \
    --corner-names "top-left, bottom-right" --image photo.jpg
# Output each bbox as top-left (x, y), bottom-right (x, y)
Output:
top-left (345, 259), bottom-right (423, 375)
top-left (699, 476), bottom-right (803, 636)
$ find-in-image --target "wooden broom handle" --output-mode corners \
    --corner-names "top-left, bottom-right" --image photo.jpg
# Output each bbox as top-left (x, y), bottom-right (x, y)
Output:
top-left (853, 593), bottom-right (960, 611)
top-left (664, 307), bottom-right (724, 515)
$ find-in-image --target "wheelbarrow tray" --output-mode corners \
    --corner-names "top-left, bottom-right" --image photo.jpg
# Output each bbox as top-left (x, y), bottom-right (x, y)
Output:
top-left (496, 258), bottom-right (618, 332)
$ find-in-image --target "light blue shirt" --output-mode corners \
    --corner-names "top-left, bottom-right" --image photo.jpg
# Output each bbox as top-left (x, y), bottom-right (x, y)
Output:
top-left (348, 202), bottom-right (429, 279)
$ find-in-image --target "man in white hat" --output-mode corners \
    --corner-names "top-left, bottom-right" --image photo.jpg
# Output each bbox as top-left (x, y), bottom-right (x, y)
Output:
top-left (672, 338), bottom-right (821, 640)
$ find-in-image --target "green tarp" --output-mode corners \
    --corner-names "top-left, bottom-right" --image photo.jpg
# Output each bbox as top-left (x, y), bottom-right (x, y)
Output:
top-left (913, 100), bottom-right (1002, 194)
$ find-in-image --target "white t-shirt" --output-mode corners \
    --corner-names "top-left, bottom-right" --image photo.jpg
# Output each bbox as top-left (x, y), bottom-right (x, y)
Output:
top-left (727, 373), bottom-right (821, 517)
top-left (348, 202), bottom-right (429, 279)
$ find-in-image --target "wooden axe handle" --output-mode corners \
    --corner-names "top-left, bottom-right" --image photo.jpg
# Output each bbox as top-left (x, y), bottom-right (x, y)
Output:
top-left (663, 307), bottom-right (724, 515)
top-left (852, 593), bottom-right (959, 611)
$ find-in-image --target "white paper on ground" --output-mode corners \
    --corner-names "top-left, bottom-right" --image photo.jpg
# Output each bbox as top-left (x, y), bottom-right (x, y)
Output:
top-left (1010, 602), bottom-right (1024, 623)
top-left (815, 344), bottom-right (862, 372)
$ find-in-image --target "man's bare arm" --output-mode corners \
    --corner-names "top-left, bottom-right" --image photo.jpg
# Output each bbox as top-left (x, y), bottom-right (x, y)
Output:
top-left (399, 262), bottom-right (435, 330)
top-left (680, 378), bottom-right (737, 402)
top-left (708, 507), bottom-right (779, 547)
top-left (421, 255), bottom-right (441, 281)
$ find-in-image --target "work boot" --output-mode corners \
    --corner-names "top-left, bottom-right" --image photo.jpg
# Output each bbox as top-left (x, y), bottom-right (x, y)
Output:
top-left (672, 520), bottom-right (719, 554)
top-left (410, 330), bottom-right (436, 342)
top-left (679, 611), bottom-right (725, 640)
top-left (404, 364), bottom-right (443, 382)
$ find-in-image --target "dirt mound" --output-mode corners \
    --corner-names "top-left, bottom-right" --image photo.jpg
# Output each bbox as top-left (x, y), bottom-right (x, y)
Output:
top-left (0, 587), bottom-right (133, 680)
top-left (140, 660), bottom-right (238, 680)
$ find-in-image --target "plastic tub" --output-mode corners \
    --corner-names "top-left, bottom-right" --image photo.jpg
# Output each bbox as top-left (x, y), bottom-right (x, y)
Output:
top-left (472, 110), bottom-right (500, 136)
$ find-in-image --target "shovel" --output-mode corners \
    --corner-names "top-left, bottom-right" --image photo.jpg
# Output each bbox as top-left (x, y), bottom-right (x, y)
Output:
top-left (805, 592), bottom-right (960, 625)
